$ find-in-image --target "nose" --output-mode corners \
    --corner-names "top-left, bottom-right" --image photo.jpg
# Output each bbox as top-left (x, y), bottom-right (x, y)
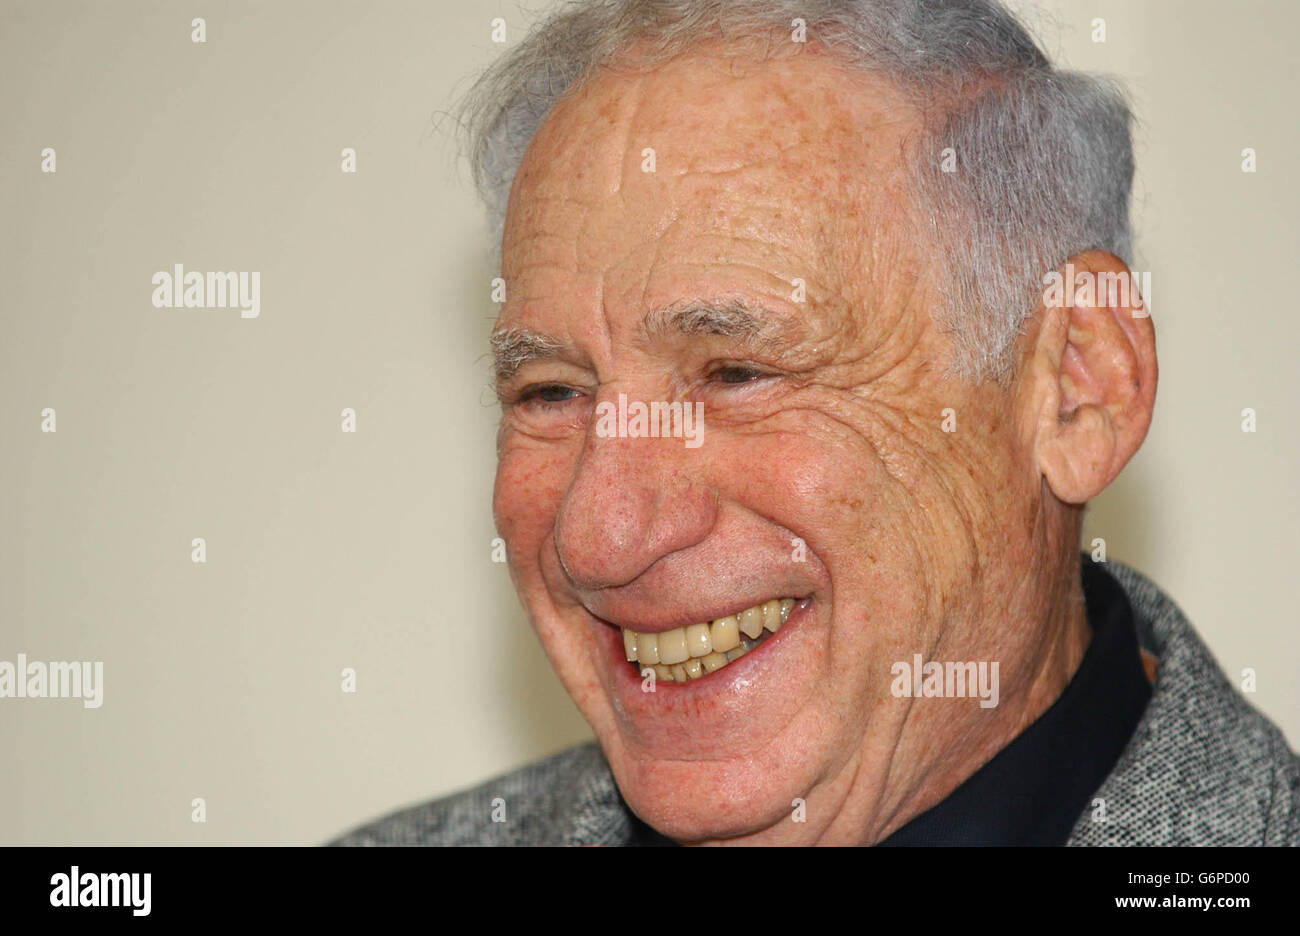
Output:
top-left (554, 424), bottom-right (715, 591)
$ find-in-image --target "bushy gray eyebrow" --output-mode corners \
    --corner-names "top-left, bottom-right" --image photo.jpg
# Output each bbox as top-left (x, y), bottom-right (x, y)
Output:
top-left (490, 326), bottom-right (564, 383)
top-left (491, 297), bottom-right (790, 383)
top-left (642, 298), bottom-right (773, 340)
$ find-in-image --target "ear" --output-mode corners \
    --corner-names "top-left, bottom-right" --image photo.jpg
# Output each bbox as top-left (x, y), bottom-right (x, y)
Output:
top-left (1020, 250), bottom-right (1157, 504)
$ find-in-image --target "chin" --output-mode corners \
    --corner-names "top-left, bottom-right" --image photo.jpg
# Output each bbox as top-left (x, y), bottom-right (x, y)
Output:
top-left (538, 592), bottom-right (850, 842)
top-left (605, 744), bottom-right (808, 843)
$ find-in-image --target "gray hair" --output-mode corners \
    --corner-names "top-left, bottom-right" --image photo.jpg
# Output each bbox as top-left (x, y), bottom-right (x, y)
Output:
top-left (458, 0), bottom-right (1134, 381)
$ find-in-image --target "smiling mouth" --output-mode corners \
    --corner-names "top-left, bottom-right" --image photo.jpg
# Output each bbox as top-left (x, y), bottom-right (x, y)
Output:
top-left (620, 598), bottom-right (797, 683)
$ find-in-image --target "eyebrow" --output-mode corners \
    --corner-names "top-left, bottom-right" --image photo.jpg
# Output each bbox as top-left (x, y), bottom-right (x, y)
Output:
top-left (490, 327), bottom-right (563, 383)
top-left (643, 297), bottom-right (785, 344)
top-left (490, 297), bottom-right (792, 383)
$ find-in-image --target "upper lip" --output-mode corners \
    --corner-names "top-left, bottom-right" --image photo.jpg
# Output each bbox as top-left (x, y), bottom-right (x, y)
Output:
top-left (584, 595), bottom-right (806, 634)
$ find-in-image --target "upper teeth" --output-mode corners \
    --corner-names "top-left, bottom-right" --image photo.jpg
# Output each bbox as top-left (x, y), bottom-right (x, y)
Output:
top-left (621, 598), bottom-right (796, 683)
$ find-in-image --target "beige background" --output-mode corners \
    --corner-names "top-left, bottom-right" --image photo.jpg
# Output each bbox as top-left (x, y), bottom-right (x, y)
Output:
top-left (0, 0), bottom-right (1295, 845)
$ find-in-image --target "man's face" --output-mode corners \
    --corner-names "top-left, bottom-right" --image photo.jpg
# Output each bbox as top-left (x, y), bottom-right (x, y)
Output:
top-left (491, 45), bottom-right (1050, 843)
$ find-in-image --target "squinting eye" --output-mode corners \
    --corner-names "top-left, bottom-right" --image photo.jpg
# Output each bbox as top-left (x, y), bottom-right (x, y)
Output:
top-left (523, 384), bottom-right (580, 404)
top-left (712, 365), bottom-right (765, 384)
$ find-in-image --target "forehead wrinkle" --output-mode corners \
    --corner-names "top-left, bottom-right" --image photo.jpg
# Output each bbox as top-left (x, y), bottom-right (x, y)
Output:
top-left (611, 73), bottom-right (650, 201)
top-left (502, 192), bottom-right (596, 282)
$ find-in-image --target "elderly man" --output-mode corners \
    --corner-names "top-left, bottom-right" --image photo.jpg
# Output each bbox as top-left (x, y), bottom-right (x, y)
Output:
top-left (335, 0), bottom-right (1298, 846)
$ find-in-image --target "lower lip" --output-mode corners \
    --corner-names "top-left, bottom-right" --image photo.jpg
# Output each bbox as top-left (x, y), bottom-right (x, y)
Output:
top-left (604, 601), bottom-right (809, 698)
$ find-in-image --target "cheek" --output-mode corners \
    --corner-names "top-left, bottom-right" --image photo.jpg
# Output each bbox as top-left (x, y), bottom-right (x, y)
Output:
top-left (492, 439), bottom-right (574, 558)
top-left (736, 409), bottom-right (940, 623)
top-left (722, 422), bottom-right (925, 629)
top-left (782, 430), bottom-right (926, 602)
top-left (737, 411), bottom-right (917, 556)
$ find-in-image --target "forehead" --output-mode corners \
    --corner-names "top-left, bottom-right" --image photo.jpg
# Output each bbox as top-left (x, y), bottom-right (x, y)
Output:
top-left (500, 42), bottom-right (919, 331)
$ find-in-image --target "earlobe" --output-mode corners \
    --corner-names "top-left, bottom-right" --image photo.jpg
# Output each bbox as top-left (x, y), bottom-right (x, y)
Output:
top-left (1039, 402), bottom-right (1118, 505)
top-left (1027, 251), bottom-right (1157, 505)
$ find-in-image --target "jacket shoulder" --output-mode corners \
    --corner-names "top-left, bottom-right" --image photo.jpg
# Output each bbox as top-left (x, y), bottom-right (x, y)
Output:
top-left (327, 742), bottom-right (627, 846)
top-left (1070, 561), bottom-right (1300, 846)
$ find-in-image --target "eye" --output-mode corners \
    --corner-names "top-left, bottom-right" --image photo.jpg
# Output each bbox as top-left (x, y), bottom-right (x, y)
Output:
top-left (709, 364), bottom-right (767, 385)
top-left (520, 384), bottom-right (580, 404)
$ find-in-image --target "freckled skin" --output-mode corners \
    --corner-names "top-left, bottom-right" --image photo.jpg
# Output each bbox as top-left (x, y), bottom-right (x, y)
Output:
top-left (491, 43), bottom-right (1105, 845)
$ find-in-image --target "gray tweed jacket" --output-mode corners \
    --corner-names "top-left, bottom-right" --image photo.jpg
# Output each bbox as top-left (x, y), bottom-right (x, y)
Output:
top-left (331, 562), bottom-right (1300, 846)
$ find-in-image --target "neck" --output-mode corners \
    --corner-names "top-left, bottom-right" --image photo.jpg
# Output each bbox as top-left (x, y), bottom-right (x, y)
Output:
top-left (866, 535), bottom-right (1092, 843)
